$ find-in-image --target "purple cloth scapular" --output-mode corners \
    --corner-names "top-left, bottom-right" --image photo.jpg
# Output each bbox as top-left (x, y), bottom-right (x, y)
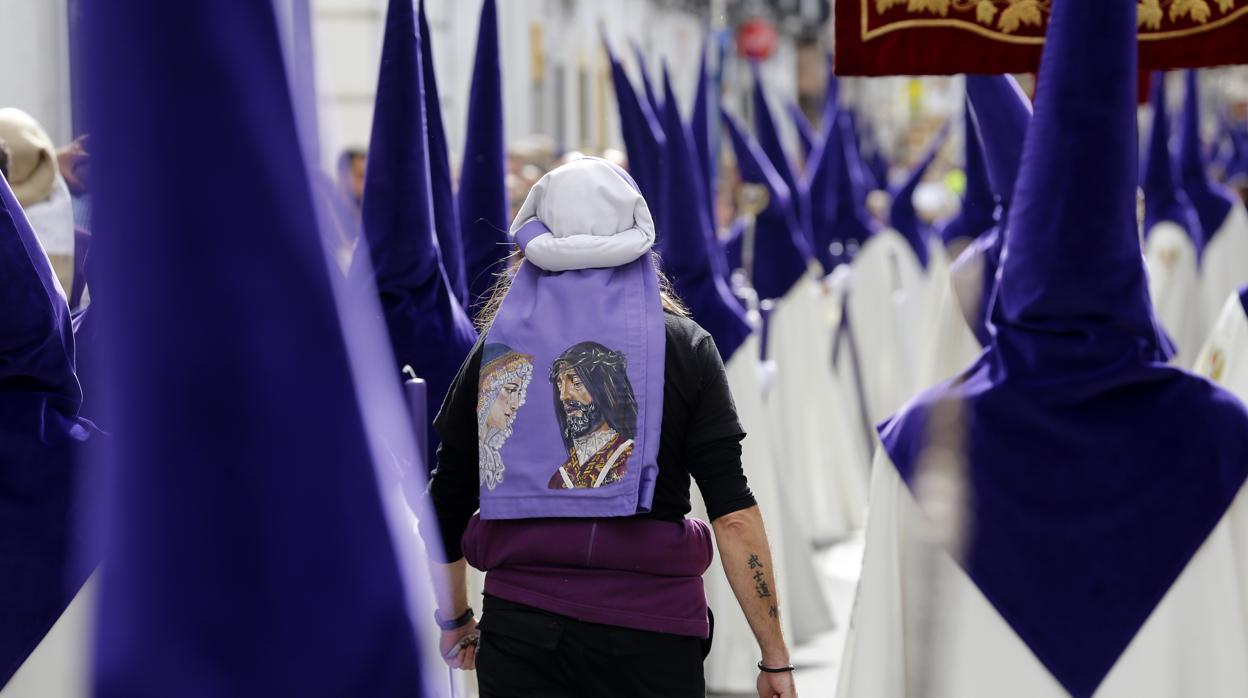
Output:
top-left (478, 158), bottom-right (665, 519)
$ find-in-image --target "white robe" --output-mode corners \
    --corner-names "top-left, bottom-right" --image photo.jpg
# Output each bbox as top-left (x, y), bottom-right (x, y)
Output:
top-left (845, 230), bottom-right (932, 424)
top-left (766, 272), bottom-right (870, 542)
top-left (20, 174), bottom-right (75, 297)
top-left (837, 450), bottom-right (1248, 698)
top-left (697, 334), bottom-right (836, 694)
top-left (1200, 204), bottom-right (1248, 339)
top-left (1194, 292), bottom-right (1248, 404)
top-left (916, 248), bottom-right (984, 388)
top-left (1145, 222), bottom-right (1204, 368)
top-left (1, 575), bottom-right (97, 698)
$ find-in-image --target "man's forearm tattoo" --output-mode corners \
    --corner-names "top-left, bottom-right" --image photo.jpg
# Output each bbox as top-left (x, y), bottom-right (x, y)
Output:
top-left (748, 554), bottom-right (771, 598)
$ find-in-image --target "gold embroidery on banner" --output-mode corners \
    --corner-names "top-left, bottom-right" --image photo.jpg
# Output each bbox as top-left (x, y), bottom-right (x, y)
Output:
top-left (862, 0), bottom-right (1247, 43)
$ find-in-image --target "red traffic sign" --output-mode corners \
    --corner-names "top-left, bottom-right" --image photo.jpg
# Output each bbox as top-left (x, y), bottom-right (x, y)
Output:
top-left (737, 17), bottom-right (778, 60)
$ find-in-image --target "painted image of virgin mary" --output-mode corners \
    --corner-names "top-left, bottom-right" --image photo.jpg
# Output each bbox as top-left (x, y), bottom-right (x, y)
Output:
top-left (477, 343), bottom-right (534, 491)
top-left (547, 342), bottom-right (638, 490)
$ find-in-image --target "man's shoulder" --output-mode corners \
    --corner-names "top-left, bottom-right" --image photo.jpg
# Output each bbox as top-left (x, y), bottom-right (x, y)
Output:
top-left (664, 311), bottom-right (712, 350)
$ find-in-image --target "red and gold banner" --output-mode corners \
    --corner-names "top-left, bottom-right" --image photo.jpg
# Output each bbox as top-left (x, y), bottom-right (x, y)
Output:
top-left (835, 0), bottom-right (1248, 76)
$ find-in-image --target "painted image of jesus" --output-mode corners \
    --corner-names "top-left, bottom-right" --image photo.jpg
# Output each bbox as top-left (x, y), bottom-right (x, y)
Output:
top-left (547, 342), bottom-right (638, 490)
top-left (477, 343), bottom-right (534, 491)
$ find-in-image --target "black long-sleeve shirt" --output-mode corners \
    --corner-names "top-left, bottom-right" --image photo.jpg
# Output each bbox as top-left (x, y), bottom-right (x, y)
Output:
top-left (425, 312), bottom-right (756, 562)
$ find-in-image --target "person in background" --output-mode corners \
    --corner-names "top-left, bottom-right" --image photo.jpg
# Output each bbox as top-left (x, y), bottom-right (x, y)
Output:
top-left (0, 108), bottom-right (75, 294)
top-left (57, 135), bottom-right (91, 232)
top-left (338, 146), bottom-right (367, 211)
top-left (422, 158), bottom-right (797, 698)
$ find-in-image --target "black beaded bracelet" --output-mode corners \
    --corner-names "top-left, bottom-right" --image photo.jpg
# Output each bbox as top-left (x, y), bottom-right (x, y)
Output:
top-left (434, 607), bottom-right (475, 631)
top-left (757, 661), bottom-right (796, 674)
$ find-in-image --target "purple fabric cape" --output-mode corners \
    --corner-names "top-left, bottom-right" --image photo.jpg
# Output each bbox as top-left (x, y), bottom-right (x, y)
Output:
top-left (879, 2), bottom-right (1248, 697)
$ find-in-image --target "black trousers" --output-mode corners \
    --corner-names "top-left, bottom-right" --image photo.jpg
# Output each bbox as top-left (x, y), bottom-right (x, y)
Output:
top-left (475, 595), bottom-right (708, 698)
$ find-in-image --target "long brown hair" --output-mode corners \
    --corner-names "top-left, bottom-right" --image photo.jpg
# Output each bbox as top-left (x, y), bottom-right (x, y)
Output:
top-left (474, 250), bottom-right (689, 332)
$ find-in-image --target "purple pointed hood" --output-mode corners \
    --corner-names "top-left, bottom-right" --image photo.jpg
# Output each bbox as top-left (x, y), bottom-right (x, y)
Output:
top-left (847, 111), bottom-right (881, 192)
top-left (888, 124), bottom-right (948, 268)
top-left (83, 0), bottom-right (428, 691)
top-left (966, 74), bottom-right (1031, 209)
top-left (1141, 72), bottom-right (1204, 254)
top-left (352, 0), bottom-right (478, 471)
top-left (799, 96), bottom-right (841, 272)
top-left (659, 72), bottom-right (751, 362)
top-left (1179, 70), bottom-right (1237, 242)
top-left (459, 0), bottom-right (510, 310)
top-left (690, 34), bottom-right (717, 234)
top-left (788, 102), bottom-right (815, 161)
top-left (418, 0), bottom-right (468, 307)
top-left (881, 4), bottom-right (1248, 697)
top-left (632, 40), bottom-right (663, 119)
top-left (953, 73), bottom-right (1033, 346)
top-left (751, 63), bottom-right (804, 242)
top-left (939, 99), bottom-right (995, 248)
top-left (721, 108), bottom-right (812, 300)
top-left (830, 110), bottom-right (881, 250)
top-left (604, 38), bottom-right (665, 219)
top-left (1225, 126), bottom-right (1248, 185)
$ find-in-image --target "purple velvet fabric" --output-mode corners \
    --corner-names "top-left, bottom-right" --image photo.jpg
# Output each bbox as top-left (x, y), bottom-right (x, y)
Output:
top-left (418, 0), bottom-right (469, 308)
top-left (83, 0), bottom-right (425, 692)
top-left (459, 0), bottom-right (511, 311)
top-left (0, 168), bottom-right (95, 687)
top-left (350, 0), bottom-right (478, 473)
top-left (463, 515), bottom-right (713, 637)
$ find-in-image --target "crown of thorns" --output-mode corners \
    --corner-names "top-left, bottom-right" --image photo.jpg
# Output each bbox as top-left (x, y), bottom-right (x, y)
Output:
top-left (548, 343), bottom-right (627, 382)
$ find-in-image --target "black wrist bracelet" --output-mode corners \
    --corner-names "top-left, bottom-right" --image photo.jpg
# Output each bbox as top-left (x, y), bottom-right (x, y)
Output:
top-left (434, 607), bottom-right (474, 631)
top-left (757, 661), bottom-right (795, 674)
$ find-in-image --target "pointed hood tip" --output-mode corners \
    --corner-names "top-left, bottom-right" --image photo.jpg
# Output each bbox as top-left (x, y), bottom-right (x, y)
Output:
top-left (940, 97), bottom-right (995, 246)
top-left (965, 74), bottom-right (1033, 206)
top-left (460, 0), bottom-right (510, 310)
top-left (996, 0), bottom-right (1167, 376)
top-left (888, 123), bottom-right (949, 266)
top-left (1178, 69), bottom-right (1236, 238)
top-left (1141, 71), bottom-right (1203, 248)
top-left (362, 0), bottom-right (440, 283)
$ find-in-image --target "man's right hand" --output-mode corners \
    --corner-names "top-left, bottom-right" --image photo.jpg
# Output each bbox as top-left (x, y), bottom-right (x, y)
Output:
top-left (757, 669), bottom-right (797, 698)
top-left (439, 617), bottom-right (479, 670)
